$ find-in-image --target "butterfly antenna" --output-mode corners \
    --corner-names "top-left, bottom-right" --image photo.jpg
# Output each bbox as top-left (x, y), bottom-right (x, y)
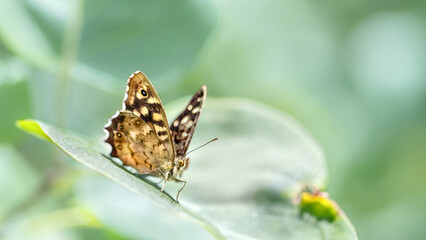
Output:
top-left (186, 138), bottom-right (219, 156)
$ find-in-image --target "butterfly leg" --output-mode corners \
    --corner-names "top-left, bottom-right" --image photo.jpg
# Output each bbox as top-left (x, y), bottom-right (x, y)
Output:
top-left (174, 179), bottom-right (187, 203)
top-left (160, 171), bottom-right (170, 192)
top-left (154, 178), bottom-right (165, 185)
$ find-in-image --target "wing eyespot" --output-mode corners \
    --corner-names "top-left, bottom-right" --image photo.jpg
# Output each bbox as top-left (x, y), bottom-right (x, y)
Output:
top-left (141, 89), bottom-right (147, 96)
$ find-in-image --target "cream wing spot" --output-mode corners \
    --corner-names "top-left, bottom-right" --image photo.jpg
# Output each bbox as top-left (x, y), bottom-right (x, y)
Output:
top-left (136, 92), bottom-right (143, 99)
top-left (147, 97), bottom-right (158, 104)
top-left (197, 97), bottom-right (201, 102)
top-left (141, 106), bottom-right (149, 116)
top-left (158, 134), bottom-right (169, 140)
top-left (192, 107), bottom-right (200, 114)
top-left (173, 120), bottom-right (179, 127)
top-left (154, 124), bottom-right (167, 132)
top-left (133, 110), bottom-right (140, 117)
top-left (187, 105), bottom-right (193, 111)
top-left (180, 115), bottom-right (190, 124)
top-left (186, 120), bottom-right (193, 128)
top-left (153, 124), bottom-right (169, 141)
top-left (152, 113), bottom-right (162, 122)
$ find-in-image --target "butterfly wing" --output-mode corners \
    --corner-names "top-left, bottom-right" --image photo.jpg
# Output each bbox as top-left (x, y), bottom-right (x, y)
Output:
top-left (123, 71), bottom-right (174, 159)
top-left (170, 86), bottom-right (207, 158)
top-left (104, 71), bottom-right (174, 175)
top-left (105, 111), bottom-right (170, 175)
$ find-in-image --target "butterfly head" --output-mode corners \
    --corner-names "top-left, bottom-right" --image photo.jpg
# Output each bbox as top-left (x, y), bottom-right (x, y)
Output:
top-left (172, 157), bottom-right (190, 178)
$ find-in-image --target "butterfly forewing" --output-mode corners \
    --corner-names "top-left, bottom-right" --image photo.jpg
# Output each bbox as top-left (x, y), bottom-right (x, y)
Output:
top-left (123, 71), bottom-right (174, 159)
top-left (170, 86), bottom-right (207, 158)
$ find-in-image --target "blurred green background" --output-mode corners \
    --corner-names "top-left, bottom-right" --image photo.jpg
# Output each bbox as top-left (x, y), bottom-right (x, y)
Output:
top-left (0, 0), bottom-right (425, 239)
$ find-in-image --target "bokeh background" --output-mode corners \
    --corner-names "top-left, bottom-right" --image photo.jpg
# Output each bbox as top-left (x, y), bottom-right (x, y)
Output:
top-left (1, 0), bottom-right (425, 239)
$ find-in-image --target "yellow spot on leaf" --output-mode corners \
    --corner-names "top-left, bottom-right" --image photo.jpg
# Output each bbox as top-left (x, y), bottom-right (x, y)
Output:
top-left (16, 119), bottom-right (52, 142)
top-left (300, 192), bottom-right (339, 222)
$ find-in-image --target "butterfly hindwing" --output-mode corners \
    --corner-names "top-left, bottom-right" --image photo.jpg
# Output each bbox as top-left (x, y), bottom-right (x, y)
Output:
top-left (123, 71), bottom-right (174, 159)
top-left (170, 86), bottom-right (207, 158)
top-left (105, 110), bottom-right (170, 176)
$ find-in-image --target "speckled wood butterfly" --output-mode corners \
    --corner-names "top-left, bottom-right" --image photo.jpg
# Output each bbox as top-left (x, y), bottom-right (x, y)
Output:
top-left (104, 71), bottom-right (207, 202)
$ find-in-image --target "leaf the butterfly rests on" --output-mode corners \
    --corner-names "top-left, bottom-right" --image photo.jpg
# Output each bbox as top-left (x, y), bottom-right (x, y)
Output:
top-left (104, 71), bottom-right (207, 202)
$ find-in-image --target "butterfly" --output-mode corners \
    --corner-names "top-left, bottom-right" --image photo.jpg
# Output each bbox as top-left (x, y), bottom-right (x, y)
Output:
top-left (104, 71), bottom-right (207, 202)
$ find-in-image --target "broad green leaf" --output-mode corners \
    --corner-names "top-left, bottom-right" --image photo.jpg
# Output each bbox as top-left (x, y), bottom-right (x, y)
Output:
top-left (73, 174), bottom-right (215, 240)
top-left (15, 122), bottom-right (226, 239)
top-left (17, 98), bottom-right (357, 239)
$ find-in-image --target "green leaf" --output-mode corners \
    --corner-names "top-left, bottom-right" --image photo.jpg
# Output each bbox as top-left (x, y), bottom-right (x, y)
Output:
top-left (15, 120), bottom-right (225, 239)
top-left (73, 175), bottom-right (215, 240)
top-left (17, 98), bottom-right (357, 239)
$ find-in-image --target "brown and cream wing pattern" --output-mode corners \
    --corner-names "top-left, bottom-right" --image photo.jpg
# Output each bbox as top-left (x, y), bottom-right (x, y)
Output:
top-left (170, 86), bottom-right (207, 158)
top-left (104, 110), bottom-right (170, 176)
top-left (122, 71), bottom-right (174, 159)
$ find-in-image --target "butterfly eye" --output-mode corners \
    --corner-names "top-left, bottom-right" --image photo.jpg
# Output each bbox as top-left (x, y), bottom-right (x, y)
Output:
top-left (178, 160), bottom-right (184, 167)
top-left (141, 89), bottom-right (147, 96)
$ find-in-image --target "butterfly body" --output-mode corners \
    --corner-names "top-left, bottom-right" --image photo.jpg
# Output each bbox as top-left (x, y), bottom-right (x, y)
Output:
top-left (104, 71), bottom-right (206, 201)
